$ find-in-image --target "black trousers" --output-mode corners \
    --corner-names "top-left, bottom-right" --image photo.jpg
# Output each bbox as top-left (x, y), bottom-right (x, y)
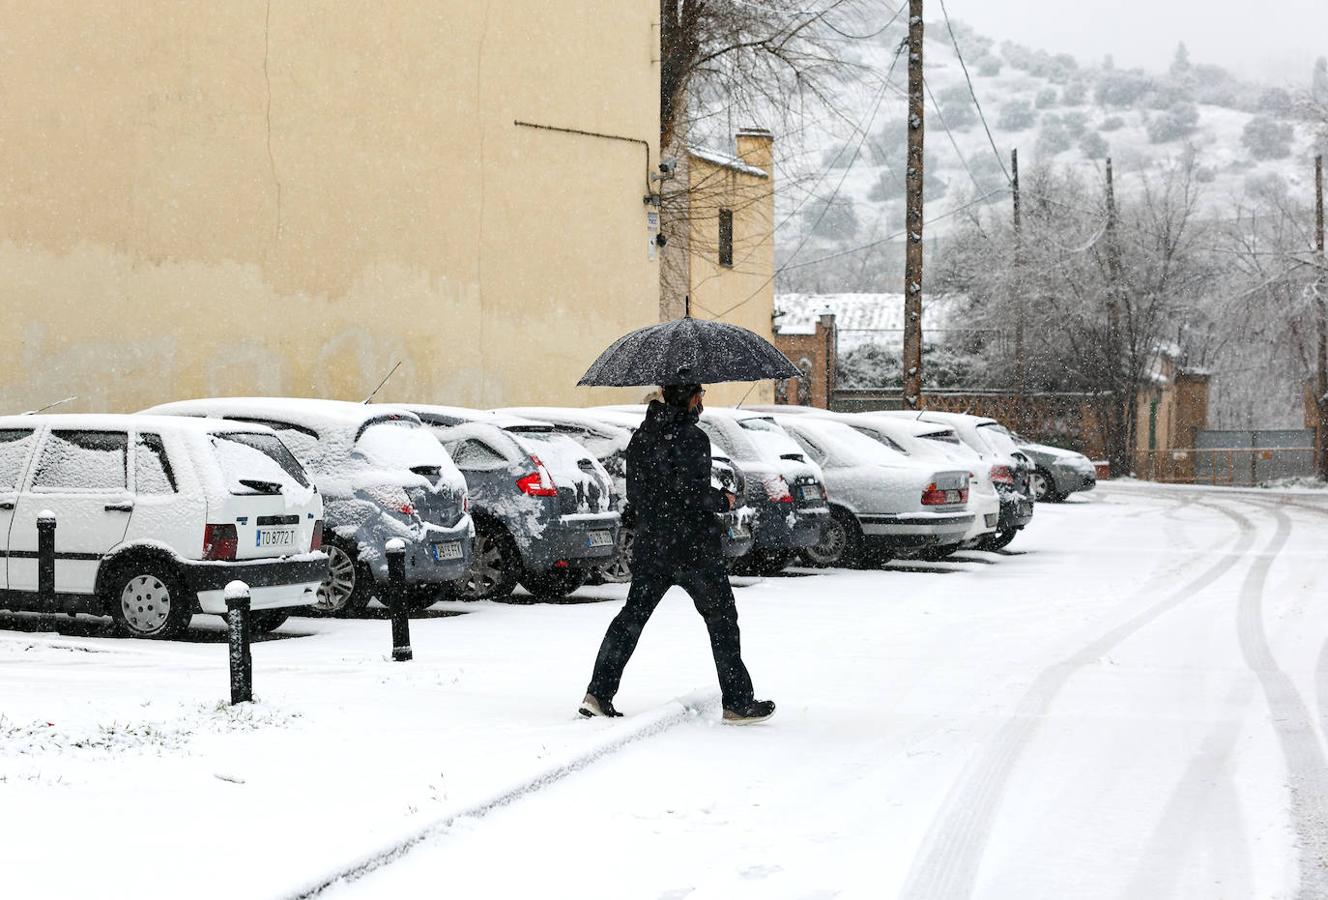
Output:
top-left (586, 553), bottom-right (755, 709)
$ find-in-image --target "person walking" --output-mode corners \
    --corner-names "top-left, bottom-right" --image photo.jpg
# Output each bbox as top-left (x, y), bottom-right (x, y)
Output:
top-left (580, 383), bottom-right (775, 725)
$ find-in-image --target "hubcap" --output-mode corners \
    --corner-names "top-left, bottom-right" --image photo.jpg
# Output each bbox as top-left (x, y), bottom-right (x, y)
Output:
top-left (807, 518), bottom-right (847, 565)
top-left (466, 533), bottom-right (508, 598)
top-left (120, 575), bottom-right (171, 635)
top-left (600, 530), bottom-right (634, 583)
top-left (316, 546), bottom-right (357, 612)
top-left (1030, 472), bottom-right (1049, 501)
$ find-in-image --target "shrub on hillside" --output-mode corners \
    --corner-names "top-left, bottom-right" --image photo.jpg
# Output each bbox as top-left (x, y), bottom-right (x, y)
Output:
top-left (804, 197), bottom-right (860, 241)
top-left (1095, 70), bottom-right (1153, 107)
top-left (1062, 80), bottom-right (1088, 106)
top-left (1037, 119), bottom-right (1073, 156)
top-left (1080, 130), bottom-right (1109, 159)
top-left (1100, 115), bottom-right (1125, 132)
top-left (997, 99), bottom-right (1037, 131)
top-left (1241, 116), bottom-right (1294, 160)
top-left (1035, 87), bottom-right (1058, 109)
top-left (975, 54), bottom-right (1002, 77)
top-left (1146, 102), bottom-right (1199, 143)
top-left (1060, 111), bottom-right (1088, 138)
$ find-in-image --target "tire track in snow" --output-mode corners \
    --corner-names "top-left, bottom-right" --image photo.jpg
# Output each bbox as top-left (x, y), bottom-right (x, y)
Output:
top-left (1229, 504), bottom-right (1328, 898)
top-left (899, 500), bottom-right (1256, 900)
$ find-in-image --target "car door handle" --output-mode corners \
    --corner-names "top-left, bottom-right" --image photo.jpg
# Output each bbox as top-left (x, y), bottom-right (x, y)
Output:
top-left (105, 501), bottom-right (134, 512)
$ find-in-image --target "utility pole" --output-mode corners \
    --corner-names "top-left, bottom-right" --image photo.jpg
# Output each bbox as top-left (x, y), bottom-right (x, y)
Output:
top-left (1103, 157), bottom-right (1128, 476)
top-left (901, 0), bottom-right (925, 409)
top-left (1316, 155), bottom-right (1326, 479)
top-left (1012, 148), bottom-right (1025, 401)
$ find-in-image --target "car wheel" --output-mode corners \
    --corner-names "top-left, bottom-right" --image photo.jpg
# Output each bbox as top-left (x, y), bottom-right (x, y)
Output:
top-left (248, 609), bottom-right (290, 634)
top-left (1030, 468), bottom-right (1063, 503)
top-left (804, 509), bottom-right (861, 568)
top-left (106, 558), bottom-right (193, 639)
top-left (310, 538), bottom-right (372, 617)
top-left (519, 566), bottom-right (588, 600)
top-left (979, 528), bottom-right (1019, 551)
top-left (464, 525), bottom-right (520, 600)
top-left (595, 528), bottom-right (634, 583)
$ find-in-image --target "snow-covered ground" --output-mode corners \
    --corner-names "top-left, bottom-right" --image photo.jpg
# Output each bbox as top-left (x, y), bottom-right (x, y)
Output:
top-left (4, 484), bottom-right (1328, 898)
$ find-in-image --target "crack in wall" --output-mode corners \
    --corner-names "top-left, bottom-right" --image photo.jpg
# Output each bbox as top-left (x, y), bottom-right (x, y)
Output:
top-left (263, 0), bottom-right (282, 242)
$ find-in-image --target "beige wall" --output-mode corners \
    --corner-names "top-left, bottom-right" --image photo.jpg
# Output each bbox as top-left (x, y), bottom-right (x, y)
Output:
top-left (0, 1), bottom-right (660, 413)
top-left (685, 131), bottom-right (777, 408)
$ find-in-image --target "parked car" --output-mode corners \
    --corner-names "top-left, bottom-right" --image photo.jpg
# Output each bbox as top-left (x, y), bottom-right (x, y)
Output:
top-left (498, 407), bottom-right (754, 579)
top-left (772, 415), bottom-right (972, 566)
top-left (0, 414), bottom-right (328, 638)
top-left (143, 399), bottom-right (473, 614)
top-left (597, 406), bottom-right (830, 574)
top-left (999, 428), bottom-right (1097, 502)
top-left (748, 405), bottom-right (1001, 556)
top-left (399, 405), bottom-right (619, 600)
top-left (886, 411), bottom-right (1035, 550)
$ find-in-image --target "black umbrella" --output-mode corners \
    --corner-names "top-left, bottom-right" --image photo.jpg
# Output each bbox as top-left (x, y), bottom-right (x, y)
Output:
top-left (578, 317), bottom-right (800, 387)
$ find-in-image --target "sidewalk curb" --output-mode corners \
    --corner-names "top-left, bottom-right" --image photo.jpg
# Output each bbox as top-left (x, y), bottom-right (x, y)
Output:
top-left (281, 689), bottom-right (720, 899)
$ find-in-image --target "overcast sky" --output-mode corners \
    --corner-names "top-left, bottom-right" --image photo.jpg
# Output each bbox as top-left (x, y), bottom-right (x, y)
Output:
top-left (945, 0), bottom-right (1328, 86)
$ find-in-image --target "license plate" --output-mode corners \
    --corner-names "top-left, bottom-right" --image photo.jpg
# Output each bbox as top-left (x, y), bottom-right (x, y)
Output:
top-left (799, 485), bottom-right (820, 500)
top-left (943, 490), bottom-right (963, 503)
top-left (256, 527), bottom-right (295, 548)
top-left (431, 542), bottom-right (463, 562)
top-left (728, 524), bottom-right (750, 539)
top-left (587, 531), bottom-right (614, 548)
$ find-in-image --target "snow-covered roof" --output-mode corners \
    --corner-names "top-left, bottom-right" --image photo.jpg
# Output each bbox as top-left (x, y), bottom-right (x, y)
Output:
top-left (142, 397), bottom-right (422, 431)
top-left (687, 146), bottom-right (768, 179)
top-left (497, 407), bottom-right (630, 436)
top-left (0, 413), bottom-right (278, 436)
top-left (774, 293), bottom-right (959, 351)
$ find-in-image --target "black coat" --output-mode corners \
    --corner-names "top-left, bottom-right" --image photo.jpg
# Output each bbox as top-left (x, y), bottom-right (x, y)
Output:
top-left (625, 400), bottom-right (729, 567)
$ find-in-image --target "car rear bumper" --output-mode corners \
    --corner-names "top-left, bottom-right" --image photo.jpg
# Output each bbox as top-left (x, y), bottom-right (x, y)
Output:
top-left (998, 492), bottom-right (1035, 530)
top-left (720, 513), bottom-right (755, 559)
top-left (365, 516), bottom-right (476, 586)
top-left (858, 512), bottom-right (975, 547)
top-left (1052, 467), bottom-right (1097, 494)
top-left (185, 554), bottom-right (329, 614)
top-left (753, 504), bottom-right (828, 552)
top-left (524, 513), bottom-right (620, 570)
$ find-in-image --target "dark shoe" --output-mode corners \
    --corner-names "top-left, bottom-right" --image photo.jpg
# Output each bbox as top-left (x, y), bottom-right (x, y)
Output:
top-left (722, 699), bottom-right (776, 725)
top-left (579, 693), bottom-right (623, 718)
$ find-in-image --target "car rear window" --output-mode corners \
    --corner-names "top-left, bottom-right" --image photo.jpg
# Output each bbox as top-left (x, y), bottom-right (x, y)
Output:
top-left (211, 432), bottom-right (311, 494)
top-left (514, 432), bottom-right (602, 488)
top-left (355, 421), bottom-right (452, 471)
top-left (799, 421), bottom-right (904, 467)
top-left (977, 424), bottom-right (1019, 457)
top-left (737, 418), bottom-right (807, 462)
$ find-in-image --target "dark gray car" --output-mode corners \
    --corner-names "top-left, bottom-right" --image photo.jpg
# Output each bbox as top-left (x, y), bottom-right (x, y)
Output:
top-left (1001, 428), bottom-right (1098, 502)
top-left (402, 405), bottom-right (619, 600)
top-left (499, 407), bottom-right (755, 580)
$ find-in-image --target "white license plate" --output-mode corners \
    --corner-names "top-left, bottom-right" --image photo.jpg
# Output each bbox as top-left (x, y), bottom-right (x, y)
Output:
top-left (799, 486), bottom-right (819, 500)
top-left (431, 542), bottom-right (464, 562)
top-left (943, 490), bottom-right (963, 503)
top-left (256, 528), bottom-right (295, 548)
top-left (728, 524), bottom-right (750, 539)
top-left (587, 531), bottom-right (614, 548)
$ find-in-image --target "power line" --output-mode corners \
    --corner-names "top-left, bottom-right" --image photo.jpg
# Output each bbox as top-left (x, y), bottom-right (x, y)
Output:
top-left (936, 0), bottom-right (1009, 184)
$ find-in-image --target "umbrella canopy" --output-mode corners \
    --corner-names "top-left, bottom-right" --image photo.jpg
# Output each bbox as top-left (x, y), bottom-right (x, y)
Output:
top-left (578, 317), bottom-right (801, 387)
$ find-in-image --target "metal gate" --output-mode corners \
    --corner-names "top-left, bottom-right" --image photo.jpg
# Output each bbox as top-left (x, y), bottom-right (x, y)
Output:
top-left (1189, 429), bottom-right (1315, 485)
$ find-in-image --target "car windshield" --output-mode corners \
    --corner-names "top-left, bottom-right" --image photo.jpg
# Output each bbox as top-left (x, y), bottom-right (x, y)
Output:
top-left (977, 423), bottom-right (1020, 457)
top-left (354, 421), bottom-right (451, 472)
top-left (211, 432), bottom-right (311, 494)
top-left (737, 418), bottom-right (806, 461)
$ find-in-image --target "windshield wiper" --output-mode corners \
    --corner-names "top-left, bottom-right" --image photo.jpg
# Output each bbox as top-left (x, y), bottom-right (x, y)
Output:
top-left (237, 478), bottom-right (283, 495)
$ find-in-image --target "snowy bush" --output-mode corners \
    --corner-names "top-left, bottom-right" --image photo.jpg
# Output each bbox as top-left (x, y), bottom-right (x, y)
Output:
top-left (1037, 119), bottom-right (1073, 156)
top-left (1061, 80), bottom-right (1088, 106)
top-left (1060, 111), bottom-right (1088, 138)
top-left (1241, 116), bottom-right (1295, 160)
top-left (1100, 115), bottom-right (1125, 132)
top-left (975, 54), bottom-right (1002, 77)
top-left (1035, 87), bottom-right (1058, 109)
top-left (937, 85), bottom-right (977, 130)
top-left (804, 197), bottom-right (860, 241)
top-left (867, 170), bottom-right (903, 203)
top-left (1146, 102), bottom-right (1199, 144)
top-left (1258, 87), bottom-right (1293, 118)
top-left (870, 120), bottom-right (907, 165)
top-left (836, 343), bottom-right (986, 390)
top-left (1080, 131), bottom-right (1109, 159)
top-left (1095, 70), bottom-right (1153, 107)
top-left (997, 99), bottom-right (1037, 131)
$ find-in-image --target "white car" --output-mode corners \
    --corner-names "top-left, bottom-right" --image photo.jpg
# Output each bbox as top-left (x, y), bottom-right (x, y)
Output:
top-left (143, 399), bottom-right (474, 614)
top-left (772, 415), bottom-right (973, 566)
top-left (0, 414), bottom-right (327, 638)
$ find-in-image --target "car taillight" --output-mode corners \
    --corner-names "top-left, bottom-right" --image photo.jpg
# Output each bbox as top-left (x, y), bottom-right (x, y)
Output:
top-left (462, 490), bottom-right (470, 512)
top-left (762, 475), bottom-right (793, 503)
top-left (203, 524), bottom-right (238, 561)
top-left (517, 455), bottom-right (559, 497)
top-left (399, 503), bottom-right (416, 517)
top-left (310, 520), bottom-right (323, 552)
top-left (990, 464), bottom-right (1015, 485)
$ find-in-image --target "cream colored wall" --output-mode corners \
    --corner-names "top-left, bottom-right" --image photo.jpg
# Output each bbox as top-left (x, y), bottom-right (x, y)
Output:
top-left (686, 150), bottom-right (776, 408)
top-left (0, 1), bottom-right (659, 413)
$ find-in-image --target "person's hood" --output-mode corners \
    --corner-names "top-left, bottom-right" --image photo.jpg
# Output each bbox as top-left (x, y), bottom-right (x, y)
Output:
top-left (643, 399), bottom-right (699, 431)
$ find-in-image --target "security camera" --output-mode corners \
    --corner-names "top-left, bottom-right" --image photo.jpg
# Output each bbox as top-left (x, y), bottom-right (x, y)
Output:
top-left (655, 233), bottom-right (668, 247)
top-left (653, 158), bottom-right (677, 181)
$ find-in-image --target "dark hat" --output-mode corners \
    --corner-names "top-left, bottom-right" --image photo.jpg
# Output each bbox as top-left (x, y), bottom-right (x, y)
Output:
top-left (661, 382), bottom-right (703, 407)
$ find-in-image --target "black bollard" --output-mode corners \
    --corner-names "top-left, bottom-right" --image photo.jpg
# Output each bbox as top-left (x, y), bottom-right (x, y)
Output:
top-left (386, 539), bottom-right (412, 662)
top-left (225, 581), bottom-right (253, 704)
top-left (37, 511), bottom-right (56, 610)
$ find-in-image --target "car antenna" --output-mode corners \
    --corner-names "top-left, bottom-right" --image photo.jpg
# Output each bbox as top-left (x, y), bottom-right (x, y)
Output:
top-left (734, 381), bottom-right (760, 409)
top-left (22, 396), bottom-right (77, 415)
top-left (363, 361), bottom-right (403, 404)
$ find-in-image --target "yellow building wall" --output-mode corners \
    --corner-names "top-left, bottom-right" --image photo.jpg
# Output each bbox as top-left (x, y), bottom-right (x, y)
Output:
top-left (0, 1), bottom-right (660, 413)
top-left (685, 137), bottom-right (777, 408)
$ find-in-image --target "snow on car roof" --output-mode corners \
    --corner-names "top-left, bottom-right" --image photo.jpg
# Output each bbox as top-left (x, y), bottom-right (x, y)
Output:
top-left (403, 404), bottom-right (552, 431)
top-left (881, 409), bottom-right (999, 429)
top-left (851, 412), bottom-right (959, 438)
top-left (0, 412), bottom-right (279, 436)
top-left (495, 408), bottom-right (629, 436)
top-left (141, 398), bottom-right (423, 431)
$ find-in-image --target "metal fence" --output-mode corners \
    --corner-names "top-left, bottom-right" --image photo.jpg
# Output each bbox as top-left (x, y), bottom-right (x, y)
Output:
top-left (1135, 429), bottom-right (1316, 486)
